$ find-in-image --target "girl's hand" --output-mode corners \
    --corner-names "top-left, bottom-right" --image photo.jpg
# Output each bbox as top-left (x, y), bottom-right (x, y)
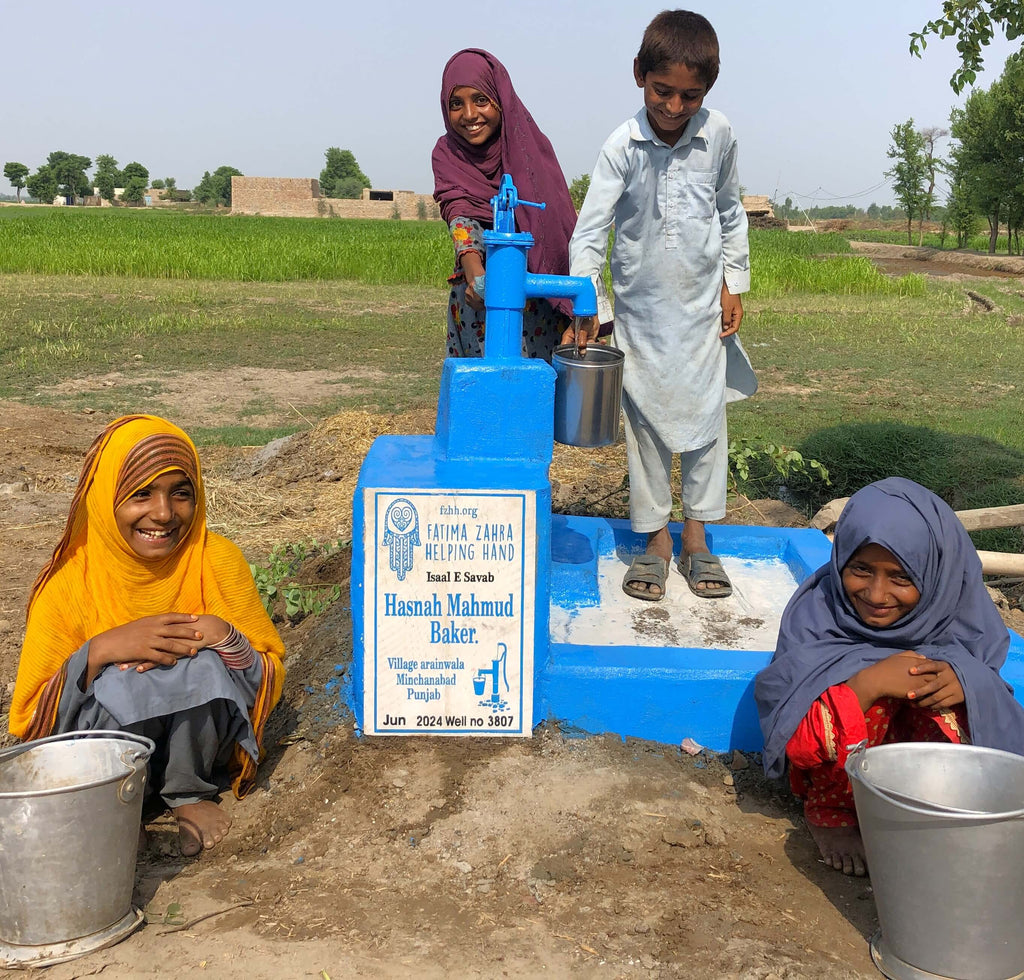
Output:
top-left (560, 316), bottom-right (600, 352)
top-left (461, 251), bottom-right (486, 312)
top-left (847, 651), bottom-right (927, 710)
top-left (907, 659), bottom-right (965, 709)
top-left (87, 613), bottom-right (202, 686)
top-left (720, 283), bottom-right (743, 338)
top-left (191, 614), bottom-right (232, 648)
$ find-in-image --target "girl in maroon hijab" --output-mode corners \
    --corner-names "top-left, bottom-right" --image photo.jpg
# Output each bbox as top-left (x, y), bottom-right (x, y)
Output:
top-left (432, 48), bottom-right (577, 360)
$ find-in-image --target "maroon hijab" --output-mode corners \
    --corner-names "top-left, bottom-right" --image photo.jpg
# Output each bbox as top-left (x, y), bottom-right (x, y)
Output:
top-left (431, 48), bottom-right (576, 287)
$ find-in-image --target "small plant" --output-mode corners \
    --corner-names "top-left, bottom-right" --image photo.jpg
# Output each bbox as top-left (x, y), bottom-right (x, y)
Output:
top-left (145, 901), bottom-right (186, 926)
top-left (728, 439), bottom-right (831, 499)
top-left (416, 198), bottom-right (428, 220)
top-left (249, 539), bottom-right (348, 622)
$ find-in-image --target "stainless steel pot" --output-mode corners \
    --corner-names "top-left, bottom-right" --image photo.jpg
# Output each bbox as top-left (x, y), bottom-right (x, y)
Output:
top-left (552, 343), bottom-right (624, 448)
top-left (847, 741), bottom-right (1024, 980)
top-left (0, 730), bottom-right (154, 950)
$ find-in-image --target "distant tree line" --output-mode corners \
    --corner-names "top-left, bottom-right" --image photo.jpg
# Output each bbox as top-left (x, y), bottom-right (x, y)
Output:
top-left (3, 152), bottom-right (246, 207)
top-left (4, 146), bottom-right (377, 208)
top-left (769, 198), bottom-right (911, 223)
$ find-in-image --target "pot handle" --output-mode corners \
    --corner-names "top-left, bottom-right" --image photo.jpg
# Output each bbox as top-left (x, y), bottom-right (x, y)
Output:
top-left (118, 747), bottom-right (150, 804)
top-left (845, 739), bottom-right (1024, 820)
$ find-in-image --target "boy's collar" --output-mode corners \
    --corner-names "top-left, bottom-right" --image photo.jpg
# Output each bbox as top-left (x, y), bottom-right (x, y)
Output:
top-left (630, 106), bottom-right (709, 148)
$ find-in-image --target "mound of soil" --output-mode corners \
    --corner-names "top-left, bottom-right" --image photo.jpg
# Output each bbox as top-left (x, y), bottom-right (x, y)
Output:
top-left (1, 399), bottom-right (1017, 979)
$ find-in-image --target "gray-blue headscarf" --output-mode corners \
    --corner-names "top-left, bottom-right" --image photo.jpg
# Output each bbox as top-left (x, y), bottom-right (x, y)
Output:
top-left (756, 477), bottom-right (1024, 779)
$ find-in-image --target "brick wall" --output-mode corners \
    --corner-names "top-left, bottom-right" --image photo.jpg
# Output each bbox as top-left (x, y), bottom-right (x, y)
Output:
top-left (231, 177), bottom-right (440, 220)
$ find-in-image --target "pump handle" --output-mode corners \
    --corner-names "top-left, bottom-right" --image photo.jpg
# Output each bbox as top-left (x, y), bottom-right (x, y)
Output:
top-left (491, 174), bottom-right (545, 233)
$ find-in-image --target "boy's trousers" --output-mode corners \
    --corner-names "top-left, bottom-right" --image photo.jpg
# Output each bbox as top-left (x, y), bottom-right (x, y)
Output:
top-left (622, 394), bottom-right (728, 533)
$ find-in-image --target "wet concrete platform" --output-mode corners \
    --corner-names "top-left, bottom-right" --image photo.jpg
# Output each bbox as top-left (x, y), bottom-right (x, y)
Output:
top-left (538, 516), bottom-right (1024, 752)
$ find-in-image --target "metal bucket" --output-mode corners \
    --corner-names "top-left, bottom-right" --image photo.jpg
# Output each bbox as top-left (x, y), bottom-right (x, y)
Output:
top-left (0, 731), bottom-right (153, 954)
top-left (846, 742), bottom-right (1024, 980)
top-left (552, 343), bottom-right (624, 448)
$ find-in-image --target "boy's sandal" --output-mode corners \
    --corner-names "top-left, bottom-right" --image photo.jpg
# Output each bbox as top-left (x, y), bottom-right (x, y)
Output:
top-left (679, 552), bottom-right (733, 599)
top-left (622, 554), bottom-right (670, 601)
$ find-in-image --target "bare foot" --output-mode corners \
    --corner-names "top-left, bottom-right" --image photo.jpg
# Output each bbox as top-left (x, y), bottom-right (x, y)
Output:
top-left (681, 519), bottom-right (729, 593)
top-left (173, 800), bottom-right (232, 856)
top-left (807, 821), bottom-right (867, 876)
top-left (626, 528), bottom-right (673, 597)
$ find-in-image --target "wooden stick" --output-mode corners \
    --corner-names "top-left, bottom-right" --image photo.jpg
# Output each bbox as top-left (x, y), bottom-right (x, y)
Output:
top-left (976, 551), bottom-right (1024, 576)
top-left (812, 499), bottom-right (1024, 534)
top-left (954, 504), bottom-right (1024, 532)
top-left (159, 900), bottom-right (253, 934)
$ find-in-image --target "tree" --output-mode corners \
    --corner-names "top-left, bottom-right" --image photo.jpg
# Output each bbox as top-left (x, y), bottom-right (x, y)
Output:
top-left (950, 87), bottom-right (1005, 251)
top-left (949, 55), bottom-right (1024, 253)
top-left (159, 177), bottom-right (178, 201)
top-left (150, 179), bottom-right (165, 189)
top-left (3, 162), bottom-right (29, 201)
top-left (569, 173), bottom-right (591, 211)
top-left (917, 126), bottom-right (949, 243)
top-left (26, 165), bottom-right (58, 204)
top-left (885, 120), bottom-right (930, 244)
top-left (94, 154), bottom-right (120, 201)
top-left (46, 151), bottom-right (92, 202)
top-left (990, 53), bottom-right (1024, 252)
top-left (121, 161), bottom-right (149, 186)
top-left (194, 166), bottom-right (242, 206)
top-left (944, 166), bottom-right (979, 245)
top-left (911, 1), bottom-right (1024, 93)
top-left (121, 177), bottom-right (148, 204)
top-left (319, 147), bottom-right (370, 199)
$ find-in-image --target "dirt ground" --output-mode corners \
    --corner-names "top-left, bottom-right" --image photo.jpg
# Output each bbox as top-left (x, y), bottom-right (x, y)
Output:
top-left (0, 400), bottom-right (883, 980)
top-left (1, 244), bottom-right (1022, 978)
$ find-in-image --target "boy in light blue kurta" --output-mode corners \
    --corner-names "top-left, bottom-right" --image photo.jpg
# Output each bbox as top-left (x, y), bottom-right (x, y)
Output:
top-left (569, 9), bottom-right (757, 601)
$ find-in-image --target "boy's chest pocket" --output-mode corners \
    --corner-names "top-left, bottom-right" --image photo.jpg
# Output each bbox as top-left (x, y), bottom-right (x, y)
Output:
top-left (671, 171), bottom-right (716, 221)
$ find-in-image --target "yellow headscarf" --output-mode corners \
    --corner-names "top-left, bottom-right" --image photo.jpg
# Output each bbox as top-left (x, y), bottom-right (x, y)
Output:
top-left (11, 415), bottom-right (285, 797)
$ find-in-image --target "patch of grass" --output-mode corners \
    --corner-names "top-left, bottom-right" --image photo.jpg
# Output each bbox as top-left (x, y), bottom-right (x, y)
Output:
top-left (0, 275), bottom-right (444, 415)
top-left (732, 279), bottom-right (1024, 538)
top-left (0, 208), bottom-right (451, 284)
top-left (749, 230), bottom-right (925, 298)
top-left (845, 228), bottom-right (1014, 252)
top-left (789, 422), bottom-right (1024, 551)
top-left (190, 424), bottom-right (306, 447)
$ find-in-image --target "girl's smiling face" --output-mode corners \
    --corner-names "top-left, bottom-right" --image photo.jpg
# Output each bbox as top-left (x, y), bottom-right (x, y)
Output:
top-left (841, 543), bottom-right (921, 628)
top-left (448, 86), bottom-right (502, 147)
top-left (115, 469), bottom-right (196, 559)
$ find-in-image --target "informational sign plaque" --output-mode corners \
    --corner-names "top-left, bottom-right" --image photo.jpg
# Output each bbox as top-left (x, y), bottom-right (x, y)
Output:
top-left (363, 489), bottom-right (535, 736)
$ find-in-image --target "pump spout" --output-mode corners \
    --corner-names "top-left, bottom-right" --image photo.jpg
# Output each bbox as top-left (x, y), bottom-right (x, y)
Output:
top-left (524, 274), bottom-right (597, 318)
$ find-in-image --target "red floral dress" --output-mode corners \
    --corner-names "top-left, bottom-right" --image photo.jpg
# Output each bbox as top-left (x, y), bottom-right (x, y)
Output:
top-left (786, 683), bottom-right (970, 828)
top-left (446, 217), bottom-right (569, 360)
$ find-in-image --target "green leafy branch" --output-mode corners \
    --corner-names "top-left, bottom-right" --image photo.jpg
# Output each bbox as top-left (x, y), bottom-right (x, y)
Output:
top-left (728, 439), bottom-right (831, 497)
top-left (249, 538), bottom-right (348, 622)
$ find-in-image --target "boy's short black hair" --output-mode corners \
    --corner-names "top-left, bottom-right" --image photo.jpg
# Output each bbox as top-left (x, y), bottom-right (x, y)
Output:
top-left (636, 9), bottom-right (720, 89)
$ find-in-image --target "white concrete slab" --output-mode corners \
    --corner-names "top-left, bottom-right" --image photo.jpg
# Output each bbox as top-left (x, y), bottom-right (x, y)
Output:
top-left (550, 553), bottom-right (800, 651)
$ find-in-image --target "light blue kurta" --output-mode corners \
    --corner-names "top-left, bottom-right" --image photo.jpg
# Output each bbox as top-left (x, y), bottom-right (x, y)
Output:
top-left (570, 107), bottom-right (756, 452)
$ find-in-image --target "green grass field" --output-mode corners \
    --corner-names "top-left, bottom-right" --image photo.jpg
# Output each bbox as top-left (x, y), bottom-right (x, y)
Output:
top-left (0, 207), bottom-right (924, 297)
top-left (0, 208), bottom-right (452, 284)
top-left (0, 208), bottom-right (1020, 546)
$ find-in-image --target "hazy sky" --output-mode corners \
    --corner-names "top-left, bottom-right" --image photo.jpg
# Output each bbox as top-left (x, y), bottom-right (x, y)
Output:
top-left (4, 0), bottom-right (1020, 208)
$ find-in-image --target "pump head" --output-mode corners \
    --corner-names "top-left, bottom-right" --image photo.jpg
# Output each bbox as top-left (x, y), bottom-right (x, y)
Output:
top-left (491, 174), bottom-right (545, 234)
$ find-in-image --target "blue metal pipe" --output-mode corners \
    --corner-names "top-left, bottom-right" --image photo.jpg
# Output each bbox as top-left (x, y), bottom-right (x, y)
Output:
top-left (525, 273), bottom-right (597, 316)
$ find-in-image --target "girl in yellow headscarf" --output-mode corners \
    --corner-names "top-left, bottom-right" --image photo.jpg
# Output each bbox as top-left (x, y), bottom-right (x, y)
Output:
top-left (10, 415), bottom-right (285, 856)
